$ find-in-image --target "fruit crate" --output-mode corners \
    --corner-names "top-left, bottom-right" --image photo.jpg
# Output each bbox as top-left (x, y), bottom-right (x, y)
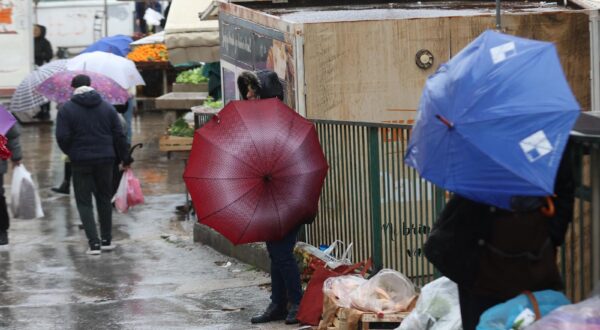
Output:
top-left (159, 135), bottom-right (193, 152)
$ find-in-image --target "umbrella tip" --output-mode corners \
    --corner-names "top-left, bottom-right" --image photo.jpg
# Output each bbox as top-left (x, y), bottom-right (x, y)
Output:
top-left (435, 114), bottom-right (454, 129)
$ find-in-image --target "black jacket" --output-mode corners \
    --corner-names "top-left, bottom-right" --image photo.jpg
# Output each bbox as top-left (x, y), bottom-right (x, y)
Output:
top-left (56, 89), bottom-right (131, 165)
top-left (34, 25), bottom-right (53, 66)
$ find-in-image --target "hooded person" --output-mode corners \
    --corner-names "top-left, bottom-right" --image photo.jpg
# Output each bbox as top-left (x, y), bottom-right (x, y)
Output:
top-left (33, 24), bottom-right (53, 120)
top-left (34, 24), bottom-right (53, 67)
top-left (237, 70), bottom-right (284, 101)
top-left (237, 70), bottom-right (301, 325)
top-left (55, 74), bottom-right (133, 255)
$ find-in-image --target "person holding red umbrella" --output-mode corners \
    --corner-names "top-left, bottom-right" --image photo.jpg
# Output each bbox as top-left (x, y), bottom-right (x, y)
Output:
top-left (236, 70), bottom-right (303, 325)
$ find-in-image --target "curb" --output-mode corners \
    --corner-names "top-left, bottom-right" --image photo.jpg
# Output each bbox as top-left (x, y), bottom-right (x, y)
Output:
top-left (193, 222), bottom-right (271, 273)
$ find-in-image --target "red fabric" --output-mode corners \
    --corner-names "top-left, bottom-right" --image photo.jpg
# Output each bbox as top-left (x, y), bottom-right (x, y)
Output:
top-left (183, 99), bottom-right (329, 245)
top-left (297, 259), bottom-right (372, 326)
top-left (0, 135), bottom-right (11, 160)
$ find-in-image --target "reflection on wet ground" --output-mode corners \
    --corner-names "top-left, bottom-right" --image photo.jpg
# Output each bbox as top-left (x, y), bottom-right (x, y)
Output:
top-left (0, 111), bottom-right (293, 329)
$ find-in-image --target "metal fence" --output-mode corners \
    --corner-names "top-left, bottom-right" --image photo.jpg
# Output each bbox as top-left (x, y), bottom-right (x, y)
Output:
top-left (305, 119), bottom-right (599, 299)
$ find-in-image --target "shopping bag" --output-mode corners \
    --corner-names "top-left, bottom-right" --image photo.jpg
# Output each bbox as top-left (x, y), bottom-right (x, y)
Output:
top-left (112, 169), bottom-right (144, 213)
top-left (297, 258), bottom-right (371, 326)
top-left (126, 169), bottom-right (144, 207)
top-left (526, 296), bottom-right (600, 330)
top-left (296, 240), bottom-right (353, 278)
top-left (10, 165), bottom-right (44, 219)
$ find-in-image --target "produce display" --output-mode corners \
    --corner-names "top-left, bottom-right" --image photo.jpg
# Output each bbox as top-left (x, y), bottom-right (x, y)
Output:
top-left (167, 118), bottom-right (194, 137)
top-left (175, 67), bottom-right (208, 84)
top-left (127, 44), bottom-right (168, 62)
top-left (203, 96), bottom-right (223, 109)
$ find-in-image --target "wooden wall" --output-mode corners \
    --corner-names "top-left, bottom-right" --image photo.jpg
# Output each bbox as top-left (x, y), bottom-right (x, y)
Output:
top-left (302, 11), bottom-right (590, 124)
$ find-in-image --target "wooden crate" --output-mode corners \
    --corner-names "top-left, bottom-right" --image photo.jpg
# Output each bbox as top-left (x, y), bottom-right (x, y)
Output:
top-left (172, 83), bottom-right (208, 93)
top-left (159, 135), bottom-right (193, 152)
top-left (327, 307), bottom-right (409, 330)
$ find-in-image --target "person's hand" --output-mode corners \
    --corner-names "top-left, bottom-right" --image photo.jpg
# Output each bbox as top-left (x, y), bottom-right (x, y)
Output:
top-left (12, 160), bottom-right (21, 168)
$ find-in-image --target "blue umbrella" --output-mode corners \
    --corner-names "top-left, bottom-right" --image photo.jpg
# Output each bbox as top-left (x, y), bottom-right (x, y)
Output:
top-left (82, 34), bottom-right (132, 57)
top-left (404, 30), bottom-right (580, 210)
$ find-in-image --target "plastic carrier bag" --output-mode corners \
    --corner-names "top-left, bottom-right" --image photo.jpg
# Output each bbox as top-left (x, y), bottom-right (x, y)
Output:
top-left (526, 296), bottom-right (600, 330)
top-left (350, 269), bottom-right (417, 314)
top-left (296, 240), bottom-right (353, 270)
top-left (476, 290), bottom-right (570, 330)
top-left (10, 165), bottom-right (44, 219)
top-left (112, 169), bottom-right (144, 213)
top-left (323, 275), bottom-right (368, 308)
top-left (397, 277), bottom-right (462, 330)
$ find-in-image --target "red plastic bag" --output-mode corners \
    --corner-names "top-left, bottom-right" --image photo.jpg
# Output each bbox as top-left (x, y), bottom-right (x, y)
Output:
top-left (297, 258), bottom-right (371, 326)
top-left (113, 169), bottom-right (144, 213)
top-left (0, 135), bottom-right (11, 160)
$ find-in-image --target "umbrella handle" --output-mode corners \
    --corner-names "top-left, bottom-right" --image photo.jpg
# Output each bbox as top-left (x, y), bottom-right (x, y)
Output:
top-left (435, 114), bottom-right (454, 128)
top-left (540, 196), bottom-right (555, 217)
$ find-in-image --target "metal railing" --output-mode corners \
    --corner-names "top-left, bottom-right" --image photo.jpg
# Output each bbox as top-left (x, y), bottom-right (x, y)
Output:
top-left (305, 119), bottom-right (599, 299)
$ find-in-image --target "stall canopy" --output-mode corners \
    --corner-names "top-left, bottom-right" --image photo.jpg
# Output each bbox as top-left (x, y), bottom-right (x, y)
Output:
top-left (165, 0), bottom-right (220, 64)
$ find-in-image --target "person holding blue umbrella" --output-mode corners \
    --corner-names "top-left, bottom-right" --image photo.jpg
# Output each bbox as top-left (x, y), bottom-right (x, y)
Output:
top-left (405, 30), bottom-right (580, 329)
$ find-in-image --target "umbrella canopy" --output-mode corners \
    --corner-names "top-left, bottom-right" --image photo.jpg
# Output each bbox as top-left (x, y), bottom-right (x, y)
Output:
top-left (0, 105), bottom-right (16, 135)
top-left (66, 51), bottom-right (145, 89)
top-left (81, 34), bottom-right (133, 57)
top-left (404, 30), bottom-right (580, 210)
top-left (36, 70), bottom-right (129, 105)
top-left (9, 60), bottom-right (68, 112)
top-left (184, 98), bottom-right (329, 245)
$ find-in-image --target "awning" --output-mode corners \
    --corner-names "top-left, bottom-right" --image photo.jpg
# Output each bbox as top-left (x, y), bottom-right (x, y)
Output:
top-left (165, 0), bottom-right (220, 64)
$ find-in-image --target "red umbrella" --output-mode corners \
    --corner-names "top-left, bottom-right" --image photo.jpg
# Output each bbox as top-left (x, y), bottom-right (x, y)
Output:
top-left (183, 98), bottom-right (329, 245)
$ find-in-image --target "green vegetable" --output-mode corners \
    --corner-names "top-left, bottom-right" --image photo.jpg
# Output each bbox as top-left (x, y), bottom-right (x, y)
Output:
top-left (203, 96), bottom-right (223, 109)
top-left (168, 118), bottom-right (194, 137)
top-left (175, 67), bottom-right (209, 84)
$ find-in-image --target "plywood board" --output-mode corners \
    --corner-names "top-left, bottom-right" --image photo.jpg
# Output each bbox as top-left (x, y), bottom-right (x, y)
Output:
top-left (303, 11), bottom-right (590, 123)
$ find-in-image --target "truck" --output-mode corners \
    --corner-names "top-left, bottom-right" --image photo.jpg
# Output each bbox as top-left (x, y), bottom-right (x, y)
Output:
top-left (0, 0), bottom-right (33, 102)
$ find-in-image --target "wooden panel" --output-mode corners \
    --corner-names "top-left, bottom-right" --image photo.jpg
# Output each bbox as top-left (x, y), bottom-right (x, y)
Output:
top-left (303, 19), bottom-right (450, 123)
top-left (303, 11), bottom-right (590, 123)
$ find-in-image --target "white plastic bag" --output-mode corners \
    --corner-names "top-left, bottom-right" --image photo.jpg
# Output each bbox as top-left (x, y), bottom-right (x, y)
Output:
top-left (143, 8), bottom-right (164, 27)
top-left (323, 275), bottom-right (367, 308)
top-left (10, 165), bottom-right (44, 219)
top-left (397, 277), bottom-right (462, 330)
top-left (526, 296), bottom-right (600, 330)
top-left (112, 170), bottom-right (129, 213)
top-left (296, 240), bottom-right (353, 269)
top-left (350, 269), bottom-right (417, 314)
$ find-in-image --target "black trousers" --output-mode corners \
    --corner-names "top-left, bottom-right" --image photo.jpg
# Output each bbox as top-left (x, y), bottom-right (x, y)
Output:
top-left (0, 175), bottom-right (8, 232)
top-left (458, 285), bottom-right (505, 330)
top-left (72, 162), bottom-right (114, 247)
top-left (266, 226), bottom-right (303, 306)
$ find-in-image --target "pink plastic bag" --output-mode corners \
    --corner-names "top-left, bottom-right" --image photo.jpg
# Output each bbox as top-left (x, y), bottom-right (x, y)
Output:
top-left (113, 169), bottom-right (144, 213)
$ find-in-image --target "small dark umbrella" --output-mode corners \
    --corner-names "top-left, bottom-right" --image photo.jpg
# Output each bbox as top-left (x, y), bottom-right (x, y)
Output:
top-left (183, 98), bottom-right (329, 245)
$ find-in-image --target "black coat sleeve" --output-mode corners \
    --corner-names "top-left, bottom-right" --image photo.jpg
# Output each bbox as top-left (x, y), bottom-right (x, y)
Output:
top-left (547, 143), bottom-right (575, 246)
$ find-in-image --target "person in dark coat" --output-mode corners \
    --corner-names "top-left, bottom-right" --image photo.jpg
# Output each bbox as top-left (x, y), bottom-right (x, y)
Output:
top-left (55, 74), bottom-right (132, 255)
top-left (0, 124), bottom-right (22, 246)
top-left (428, 144), bottom-right (575, 330)
top-left (202, 62), bottom-right (222, 100)
top-left (238, 70), bottom-right (301, 325)
top-left (33, 24), bottom-right (53, 120)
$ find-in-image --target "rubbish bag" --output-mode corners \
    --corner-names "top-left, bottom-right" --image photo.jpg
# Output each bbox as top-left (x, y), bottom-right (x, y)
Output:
top-left (350, 269), bottom-right (417, 314)
top-left (323, 275), bottom-right (367, 308)
top-left (476, 290), bottom-right (570, 330)
top-left (526, 296), bottom-right (600, 330)
top-left (113, 169), bottom-right (144, 213)
top-left (10, 165), bottom-right (44, 219)
top-left (296, 240), bottom-right (353, 270)
top-left (397, 277), bottom-right (462, 330)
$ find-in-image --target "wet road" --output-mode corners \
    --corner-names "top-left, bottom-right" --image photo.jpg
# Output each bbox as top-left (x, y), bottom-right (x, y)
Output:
top-left (0, 111), bottom-right (297, 329)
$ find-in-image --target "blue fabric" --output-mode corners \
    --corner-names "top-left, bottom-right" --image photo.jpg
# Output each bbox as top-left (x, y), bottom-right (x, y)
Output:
top-left (476, 290), bottom-right (570, 330)
top-left (82, 35), bottom-right (132, 57)
top-left (56, 90), bottom-right (130, 165)
top-left (404, 30), bottom-right (580, 210)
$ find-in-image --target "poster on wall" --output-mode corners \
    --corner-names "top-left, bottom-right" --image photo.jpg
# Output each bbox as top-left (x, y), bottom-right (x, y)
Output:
top-left (220, 13), bottom-right (295, 109)
top-left (0, 0), bottom-right (32, 90)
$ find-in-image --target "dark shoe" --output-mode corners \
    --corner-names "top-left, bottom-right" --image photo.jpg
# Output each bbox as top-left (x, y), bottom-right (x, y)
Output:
top-left (86, 243), bottom-right (101, 255)
top-left (101, 239), bottom-right (116, 251)
top-left (250, 303), bottom-right (287, 324)
top-left (285, 304), bottom-right (299, 324)
top-left (51, 181), bottom-right (70, 194)
top-left (0, 231), bottom-right (8, 245)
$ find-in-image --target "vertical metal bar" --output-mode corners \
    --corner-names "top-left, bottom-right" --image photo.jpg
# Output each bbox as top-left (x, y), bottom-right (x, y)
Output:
top-left (368, 127), bottom-right (383, 271)
top-left (495, 0), bottom-right (501, 30)
top-left (349, 126), bottom-right (359, 262)
top-left (577, 145), bottom-right (585, 300)
top-left (400, 129), bottom-right (409, 276)
top-left (382, 128), bottom-right (391, 267)
top-left (342, 126), bottom-right (351, 250)
top-left (323, 123), bottom-right (333, 246)
top-left (592, 145), bottom-right (600, 286)
top-left (359, 127), bottom-right (370, 260)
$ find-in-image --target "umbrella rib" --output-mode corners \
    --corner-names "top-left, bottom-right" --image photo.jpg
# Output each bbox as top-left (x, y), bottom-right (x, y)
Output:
top-left (458, 106), bottom-right (580, 125)
top-left (269, 123), bottom-right (311, 174)
top-left (199, 134), bottom-right (263, 175)
top-left (236, 183), bottom-right (282, 245)
top-left (198, 178), bottom-right (263, 221)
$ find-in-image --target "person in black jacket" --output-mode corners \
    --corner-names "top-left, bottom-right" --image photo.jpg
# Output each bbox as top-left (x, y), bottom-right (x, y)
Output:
top-left (55, 74), bottom-right (133, 255)
top-left (0, 124), bottom-right (22, 246)
top-left (238, 70), bottom-right (302, 325)
top-left (33, 24), bottom-right (53, 120)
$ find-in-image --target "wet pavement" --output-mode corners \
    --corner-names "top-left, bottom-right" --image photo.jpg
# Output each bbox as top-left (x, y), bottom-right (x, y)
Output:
top-left (0, 110), bottom-right (300, 329)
